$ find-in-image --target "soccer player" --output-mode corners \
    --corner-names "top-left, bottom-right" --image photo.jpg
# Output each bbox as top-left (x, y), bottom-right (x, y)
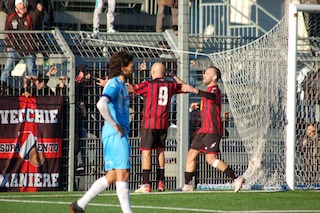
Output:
top-left (126, 62), bottom-right (184, 193)
top-left (70, 51), bottom-right (134, 213)
top-left (177, 65), bottom-right (245, 193)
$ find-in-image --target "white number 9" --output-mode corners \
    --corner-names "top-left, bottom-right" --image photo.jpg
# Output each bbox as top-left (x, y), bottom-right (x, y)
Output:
top-left (158, 86), bottom-right (168, 106)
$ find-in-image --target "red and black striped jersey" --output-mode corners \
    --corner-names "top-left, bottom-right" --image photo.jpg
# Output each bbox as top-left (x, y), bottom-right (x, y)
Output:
top-left (197, 84), bottom-right (222, 135)
top-left (133, 78), bottom-right (183, 129)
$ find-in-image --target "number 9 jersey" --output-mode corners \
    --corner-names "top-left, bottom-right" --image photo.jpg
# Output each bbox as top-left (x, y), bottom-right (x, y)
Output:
top-left (133, 78), bottom-right (183, 129)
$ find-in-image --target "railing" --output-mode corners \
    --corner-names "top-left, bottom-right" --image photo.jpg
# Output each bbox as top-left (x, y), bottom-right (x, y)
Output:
top-left (0, 29), bottom-right (251, 191)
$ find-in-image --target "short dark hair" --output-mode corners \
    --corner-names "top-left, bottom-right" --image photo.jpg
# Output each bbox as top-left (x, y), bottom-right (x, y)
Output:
top-left (209, 65), bottom-right (221, 80)
top-left (172, 25), bottom-right (178, 31)
top-left (77, 64), bottom-right (89, 75)
top-left (108, 51), bottom-right (134, 78)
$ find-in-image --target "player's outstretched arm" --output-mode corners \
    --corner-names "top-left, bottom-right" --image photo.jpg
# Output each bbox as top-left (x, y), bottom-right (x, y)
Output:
top-left (181, 84), bottom-right (199, 94)
top-left (173, 75), bottom-right (186, 84)
top-left (182, 84), bottom-right (216, 100)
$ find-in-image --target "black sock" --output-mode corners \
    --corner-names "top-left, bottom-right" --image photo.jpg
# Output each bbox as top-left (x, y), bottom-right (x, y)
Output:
top-left (156, 167), bottom-right (165, 182)
top-left (142, 169), bottom-right (151, 184)
top-left (223, 166), bottom-right (237, 180)
top-left (185, 172), bottom-right (194, 184)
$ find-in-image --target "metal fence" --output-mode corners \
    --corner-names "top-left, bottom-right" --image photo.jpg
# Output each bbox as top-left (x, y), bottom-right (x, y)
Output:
top-left (0, 29), bottom-right (251, 191)
top-left (50, 0), bottom-right (282, 37)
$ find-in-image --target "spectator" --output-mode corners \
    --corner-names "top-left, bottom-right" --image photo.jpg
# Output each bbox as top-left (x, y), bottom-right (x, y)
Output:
top-left (126, 62), bottom-right (184, 193)
top-left (0, 0), bottom-right (8, 39)
top-left (1, 0), bottom-right (42, 89)
top-left (156, 0), bottom-right (178, 33)
top-left (299, 69), bottom-right (320, 106)
top-left (75, 65), bottom-right (90, 116)
top-left (54, 65), bottom-right (91, 172)
top-left (74, 65), bottom-right (94, 170)
top-left (176, 66), bottom-right (245, 192)
top-left (55, 76), bottom-right (68, 96)
top-left (39, 0), bottom-right (54, 29)
top-left (7, 0), bottom-right (45, 29)
top-left (28, 0), bottom-right (52, 29)
top-left (298, 122), bottom-right (320, 184)
top-left (22, 73), bottom-right (54, 97)
top-left (93, 0), bottom-right (116, 36)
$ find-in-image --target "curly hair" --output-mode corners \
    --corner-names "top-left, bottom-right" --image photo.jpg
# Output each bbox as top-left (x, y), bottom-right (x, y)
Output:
top-left (108, 51), bottom-right (134, 78)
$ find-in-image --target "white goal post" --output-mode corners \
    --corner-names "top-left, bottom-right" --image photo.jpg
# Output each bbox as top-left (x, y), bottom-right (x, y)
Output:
top-left (287, 3), bottom-right (320, 190)
top-left (204, 3), bottom-right (320, 191)
top-left (78, 2), bottom-right (320, 191)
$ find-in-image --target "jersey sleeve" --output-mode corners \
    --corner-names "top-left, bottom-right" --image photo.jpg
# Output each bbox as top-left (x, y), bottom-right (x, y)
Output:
top-left (102, 78), bottom-right (120, 101)
top-left (133, 80), bottom-right (148, 96)
top-left (174, 82), bottom-right (183, 94)
top-left (208, 85), bottom-right (221, 103)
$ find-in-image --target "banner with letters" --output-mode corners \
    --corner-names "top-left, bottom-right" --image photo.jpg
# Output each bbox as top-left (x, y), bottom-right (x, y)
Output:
top-left (0, 96), bottom-right (64, 192)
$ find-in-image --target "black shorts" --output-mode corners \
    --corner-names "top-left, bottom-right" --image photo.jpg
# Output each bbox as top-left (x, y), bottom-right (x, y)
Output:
top-left (190, 133), bottom-right (221, 154)
top-left (140, 128), bottom-right (168, 150)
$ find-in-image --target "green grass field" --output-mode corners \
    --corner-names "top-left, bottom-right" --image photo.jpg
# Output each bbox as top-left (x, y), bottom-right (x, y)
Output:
top-left (0, 190), bottom-right (320, 213)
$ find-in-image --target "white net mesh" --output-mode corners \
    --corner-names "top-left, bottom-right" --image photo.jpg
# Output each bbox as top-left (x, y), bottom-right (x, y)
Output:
top-left (208, 16), bottom-right (289, 187)
top-left (208, 8), bottom-right (320, 189)
top-left (295, 9), bottom-right (320, 189)
top-left (78, 7), bottom-right (320, 189)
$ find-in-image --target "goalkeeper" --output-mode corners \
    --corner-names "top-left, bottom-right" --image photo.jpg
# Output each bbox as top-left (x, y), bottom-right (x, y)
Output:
top-left (176, 65), bottom-right (245, 192)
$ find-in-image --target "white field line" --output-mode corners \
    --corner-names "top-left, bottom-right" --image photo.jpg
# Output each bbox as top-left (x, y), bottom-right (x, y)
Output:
top-left (0, 189), bottom-right (297, 198)
top-left (0, 199), bottom-right (320, 213)
top-left (0, 191), bottom-right (320, 213)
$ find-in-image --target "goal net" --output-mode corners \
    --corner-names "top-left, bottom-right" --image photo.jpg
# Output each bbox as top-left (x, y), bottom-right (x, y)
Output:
top-left (207, 4), bottom-right (320, 189)
top-left (208, 16), bottom-right (288, 189)
top-left (79, 3), bottom-right (320, 190)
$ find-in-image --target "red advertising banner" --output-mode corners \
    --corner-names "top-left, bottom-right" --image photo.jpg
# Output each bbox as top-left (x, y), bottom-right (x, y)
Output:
top-left (0, 96), bottom-right (64, 192)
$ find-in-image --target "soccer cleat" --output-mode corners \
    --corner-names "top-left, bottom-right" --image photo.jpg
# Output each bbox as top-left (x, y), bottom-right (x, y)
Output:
top-left (69, 201), bottom-right (84, 213)
top-left (234, 176), bottom-right (245, 193)
top-left (158, 181), bottom-right (165, 192)
top-left (182, 183), bottom-right (193, 191)
top-left (175, 184), bottom-right (193, 192)
top-left (135, 184), bottom-right (151, 193)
